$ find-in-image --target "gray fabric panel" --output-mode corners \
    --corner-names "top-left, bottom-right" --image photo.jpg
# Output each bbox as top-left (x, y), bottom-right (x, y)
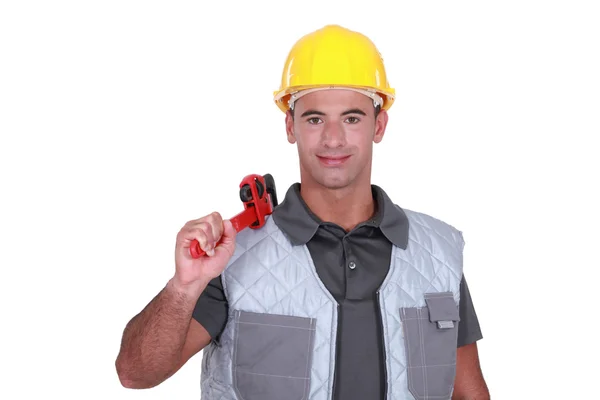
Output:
top-left (400, 297), bottom-right (459, 400)
top-left (233, 310), bottom-right (316, 400)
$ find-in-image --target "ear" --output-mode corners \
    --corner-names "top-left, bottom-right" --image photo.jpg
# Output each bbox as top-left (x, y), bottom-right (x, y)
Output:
top-left (373, 109), bottom-right (388, 144)
top-left (285, 111), bottom-right (296, 144)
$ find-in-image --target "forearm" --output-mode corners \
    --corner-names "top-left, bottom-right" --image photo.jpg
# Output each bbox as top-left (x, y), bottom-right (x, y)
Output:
top-left (116, 278), bottom-right (206, 388)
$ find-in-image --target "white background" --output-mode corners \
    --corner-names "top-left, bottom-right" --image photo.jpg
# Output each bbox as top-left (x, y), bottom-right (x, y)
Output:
top-left (1, 1), bottom-right (598, 399)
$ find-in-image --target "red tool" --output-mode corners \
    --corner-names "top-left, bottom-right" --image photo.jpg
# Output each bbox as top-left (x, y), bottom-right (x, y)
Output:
top-left (189, 173), bottom-right (278, 259)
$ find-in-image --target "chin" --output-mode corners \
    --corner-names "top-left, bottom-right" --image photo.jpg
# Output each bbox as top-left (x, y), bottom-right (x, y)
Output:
top-left (315, 174), bottom-right (354, 190)
top-left (300, 161), bottom-right (360, 190)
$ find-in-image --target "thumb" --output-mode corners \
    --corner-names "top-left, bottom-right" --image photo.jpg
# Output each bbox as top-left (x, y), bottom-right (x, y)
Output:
top-left (217, 219), bottom-right (237, 251)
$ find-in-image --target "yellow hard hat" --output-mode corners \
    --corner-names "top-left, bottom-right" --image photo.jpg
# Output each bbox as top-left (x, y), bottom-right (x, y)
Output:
top-left (273, 24), bottom-right (395, 113)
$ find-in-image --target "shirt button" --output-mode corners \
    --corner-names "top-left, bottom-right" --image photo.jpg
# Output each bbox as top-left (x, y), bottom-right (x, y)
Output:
top-left (348, 261), bottom-right (356, 270)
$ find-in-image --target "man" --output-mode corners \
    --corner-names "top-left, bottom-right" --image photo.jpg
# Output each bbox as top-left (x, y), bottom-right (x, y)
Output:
top-left (116, 24), bottom-right (490, 399)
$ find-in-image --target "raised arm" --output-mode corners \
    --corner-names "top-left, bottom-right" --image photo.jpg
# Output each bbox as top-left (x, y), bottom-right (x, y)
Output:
top-left (115, 212), bottom-right (236, 388)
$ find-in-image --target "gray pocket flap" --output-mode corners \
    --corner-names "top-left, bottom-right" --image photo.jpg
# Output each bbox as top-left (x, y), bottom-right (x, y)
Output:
top-left (424, 292), bottom-right (460, 324)
top-left (237, 310), bottom-right (315, 329)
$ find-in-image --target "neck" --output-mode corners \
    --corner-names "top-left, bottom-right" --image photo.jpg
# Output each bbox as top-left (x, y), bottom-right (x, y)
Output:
top-left (300, 180), bottom-right (376, 232)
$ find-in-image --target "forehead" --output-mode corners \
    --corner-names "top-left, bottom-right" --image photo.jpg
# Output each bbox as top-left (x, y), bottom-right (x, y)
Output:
top-left (294, 89), bottom-right (373, 112)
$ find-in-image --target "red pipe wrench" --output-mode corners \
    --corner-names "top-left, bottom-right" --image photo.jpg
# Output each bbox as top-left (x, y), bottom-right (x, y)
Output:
top-left (189, 174), bottom-right (278, 259)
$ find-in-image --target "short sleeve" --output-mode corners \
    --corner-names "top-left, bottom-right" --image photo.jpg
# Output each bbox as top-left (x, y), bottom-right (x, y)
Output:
top-left (192, 276), bottom-right (229, 341)
top-left (457, 274), bottom-right (483, 347)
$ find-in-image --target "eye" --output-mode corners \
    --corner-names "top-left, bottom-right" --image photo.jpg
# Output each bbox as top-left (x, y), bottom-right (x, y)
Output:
top-left (307, 117), bottom-right (323, 124)
top-left (345, 116), bottom-right (360, 124)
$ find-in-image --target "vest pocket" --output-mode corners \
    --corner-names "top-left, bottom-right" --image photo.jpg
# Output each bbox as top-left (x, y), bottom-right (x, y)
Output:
top-left (399, 292), bottom-right (461, 400)
top-left (232, 310), bottom-right (316, 400)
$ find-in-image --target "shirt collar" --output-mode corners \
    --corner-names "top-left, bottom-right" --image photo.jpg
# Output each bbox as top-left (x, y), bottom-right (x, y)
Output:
top-left (271, 183), bottom-right (409, 249)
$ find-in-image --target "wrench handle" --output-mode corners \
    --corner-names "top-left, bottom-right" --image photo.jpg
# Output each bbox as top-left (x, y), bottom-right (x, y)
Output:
top-left (190, 237), bottom-right (220, 258)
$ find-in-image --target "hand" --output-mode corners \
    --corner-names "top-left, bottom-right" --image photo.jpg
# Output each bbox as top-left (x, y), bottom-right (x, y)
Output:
top-left (173, 212), bottom-right (236, 293)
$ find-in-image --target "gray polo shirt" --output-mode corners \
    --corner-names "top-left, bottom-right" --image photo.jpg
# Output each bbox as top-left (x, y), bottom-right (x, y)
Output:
top-left (193, 183), bottom-right (483, 400)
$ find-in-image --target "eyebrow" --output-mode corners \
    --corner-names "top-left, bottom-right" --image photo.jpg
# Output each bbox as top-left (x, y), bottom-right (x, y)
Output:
top-left (300, 110), bottom-right (326, 117)
top-left (300, 108), bottom-right (367, 118)
top-left (341, 108), bottom-right (367, 116)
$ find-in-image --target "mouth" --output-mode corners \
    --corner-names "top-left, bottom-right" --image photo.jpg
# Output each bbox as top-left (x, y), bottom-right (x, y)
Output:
top-left (317, 155), bottom-right (351, 166)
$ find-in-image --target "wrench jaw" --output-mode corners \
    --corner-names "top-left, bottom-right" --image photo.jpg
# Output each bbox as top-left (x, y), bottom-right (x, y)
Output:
top-left (238, 174), bottom-right (274, 230)
top-left (239, 178), bottom-right (265, 203)
top-left (263, 173), bottom-right (278, 207)
top-left (239, 174), bottom-right (276, 206)
top-left (189, 173), bottom-right (277, 259)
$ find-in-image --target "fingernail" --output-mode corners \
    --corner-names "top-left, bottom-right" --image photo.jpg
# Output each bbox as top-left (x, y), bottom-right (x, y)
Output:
top-left (207, 249), bottom-right (215, 257)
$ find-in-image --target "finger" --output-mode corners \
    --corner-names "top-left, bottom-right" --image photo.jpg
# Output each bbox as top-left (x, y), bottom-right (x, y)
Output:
top-left (216, 219), bottom-right (237, 254)
top-left (222, 219), bottom-right (236, 240)
top-left (186, 226), bottom-right (213, 255)
top-left (207, 212), bottom-right (224, 244)
top-left (197, 221), bottom-right (216, 246)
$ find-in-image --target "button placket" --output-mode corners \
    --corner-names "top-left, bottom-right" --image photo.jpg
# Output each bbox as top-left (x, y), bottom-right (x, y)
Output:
top-left (343, 236), bottom-right (356, 271)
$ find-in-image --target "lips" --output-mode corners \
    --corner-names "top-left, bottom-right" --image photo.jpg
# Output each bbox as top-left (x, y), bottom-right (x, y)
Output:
top-left (317, 155), bottom-right (351, 166)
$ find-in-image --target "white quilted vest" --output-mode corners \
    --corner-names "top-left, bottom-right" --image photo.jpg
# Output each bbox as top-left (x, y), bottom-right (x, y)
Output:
top-left (200, 209), bottom-right (464, 400)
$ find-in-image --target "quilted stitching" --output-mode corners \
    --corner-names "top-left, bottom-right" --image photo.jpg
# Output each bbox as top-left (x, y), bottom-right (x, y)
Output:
top-left (203, 216), bottom-right (337, 400)
top-left (379, 210), bottom-right (463, 400)
top-left (201, 210), bottom-right (464, 400)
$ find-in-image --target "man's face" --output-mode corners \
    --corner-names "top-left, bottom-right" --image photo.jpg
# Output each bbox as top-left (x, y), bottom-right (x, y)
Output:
top-left (285, 89), bottom-right (388, 190)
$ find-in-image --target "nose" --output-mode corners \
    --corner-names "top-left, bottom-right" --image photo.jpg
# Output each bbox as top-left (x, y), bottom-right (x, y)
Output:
top-left (321, 121), bottom-right (346, 148)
